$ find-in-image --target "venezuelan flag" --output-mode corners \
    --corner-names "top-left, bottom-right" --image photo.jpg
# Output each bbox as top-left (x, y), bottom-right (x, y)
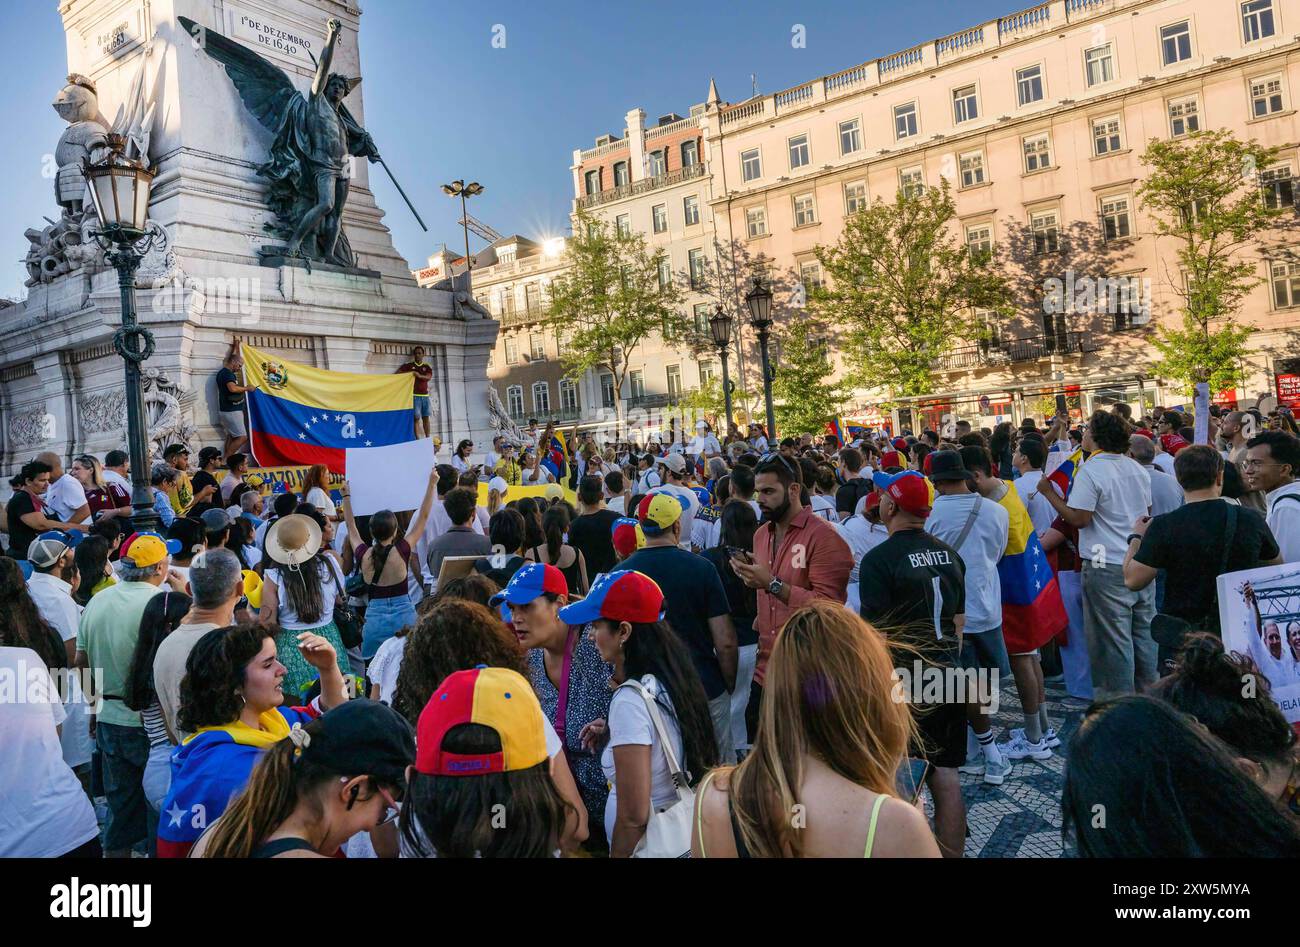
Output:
top-left (242, 343), bottom-right (413, 474)
top-left (1046, 447), bottom-right (1085, 499)
top-left (540, 432), bottom-right (568, 481)
top-left (996, 482), bottom-right (1068, 653)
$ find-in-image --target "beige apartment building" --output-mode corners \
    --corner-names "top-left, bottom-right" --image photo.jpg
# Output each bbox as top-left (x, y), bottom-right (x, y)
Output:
top-left (690, 0), bottom-right (1300, 431)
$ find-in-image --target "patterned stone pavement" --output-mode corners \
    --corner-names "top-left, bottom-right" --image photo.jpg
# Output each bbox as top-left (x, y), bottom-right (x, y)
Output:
top-left (924, 680), bottom-right (1090, 858)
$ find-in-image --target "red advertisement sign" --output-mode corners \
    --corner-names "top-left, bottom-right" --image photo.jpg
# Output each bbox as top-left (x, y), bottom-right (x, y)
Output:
top-left (1276, 374), bottom-right (1300, 409)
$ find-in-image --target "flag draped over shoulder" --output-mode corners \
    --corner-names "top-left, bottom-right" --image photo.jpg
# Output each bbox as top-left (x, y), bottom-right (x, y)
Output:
top-left (241, 343), bottom-right (413, 474)
top-left (997, 482), bottom-right (1068, 653)
top-left (1046, 447), bottom-right (1085, 498)
top-left (540, 432), bottom-right (568, 481)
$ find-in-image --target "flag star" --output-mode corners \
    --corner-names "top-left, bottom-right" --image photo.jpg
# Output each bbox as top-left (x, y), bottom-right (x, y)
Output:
top-left (167, 803), bottom-right (186, 827)
top-left (365, 440), bottom-right (372, 447)
top-left (334, 414), bottom-right (343, 422)
top-left (358, 428), bottom-right (366, 436)
top-left (310, 416), bottom-right (318, 424)
top-left (299, 432), bottom-right (307, 440)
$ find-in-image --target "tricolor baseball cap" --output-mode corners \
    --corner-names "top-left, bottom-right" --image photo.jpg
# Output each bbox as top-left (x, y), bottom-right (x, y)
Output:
top-left (637, 489), bottom-right (690, 536)
top-left (873, 470), bottom-right (935, 517)
top-left (120, 531), bottom-right (183, 568)
top-left (27, 530), bottom-right (84, 569)
top-left (558, 570), bottom-right (665, 626)
top-left (892, 436), bottom-right (908, 451)
top-left (611, 517), bottom-right (645, 558)
top-left (415, 667), bottom-right (549, 776)
top-left (690, 486), bottom-right (711, 508)
top-left (488, 562), bottom-right (568, 609)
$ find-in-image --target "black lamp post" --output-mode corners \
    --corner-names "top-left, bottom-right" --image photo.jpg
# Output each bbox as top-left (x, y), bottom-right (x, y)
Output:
top-left (708, 304), bottom-right (735, 435)
top-left (441, 180), bottom-right (484, 295)
top-left (84, 139), bottom-right (162, 534)
top-left (744, 276), bottom-right (776, 441)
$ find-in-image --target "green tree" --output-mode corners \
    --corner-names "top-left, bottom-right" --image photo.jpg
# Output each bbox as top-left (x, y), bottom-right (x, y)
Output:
top-left (811, 178), bottom-right (1013, 398)
top-left (772, 320), bottom-right (853, 436)
top-left (676, 375), bottom-right (754, 429)
top-left (1137, 130), bottom-right (1287, 394)
top-left (547, 210), bottom-right (689, 434)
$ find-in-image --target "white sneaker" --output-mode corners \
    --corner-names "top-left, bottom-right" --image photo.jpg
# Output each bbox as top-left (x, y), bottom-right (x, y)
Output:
top-left (982, 754), bottom-right (1013, 785)
top-left (1010, 726), bottom-right (1060, 749)
top-left (958, 752), bottom-right (984, 775)
top-left (1000, 733), bottom-right (1053, 761)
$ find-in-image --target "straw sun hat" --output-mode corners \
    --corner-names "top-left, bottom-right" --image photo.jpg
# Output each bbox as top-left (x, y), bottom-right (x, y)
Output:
top-left (264, 513), bottom-right (322, 569)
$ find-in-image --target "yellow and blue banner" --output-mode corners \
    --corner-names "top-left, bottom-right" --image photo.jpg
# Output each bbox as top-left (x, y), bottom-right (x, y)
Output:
top-left (241, 343), bottom-right (413, 474)
top-left (996, 482), bottom-right (1068, 652)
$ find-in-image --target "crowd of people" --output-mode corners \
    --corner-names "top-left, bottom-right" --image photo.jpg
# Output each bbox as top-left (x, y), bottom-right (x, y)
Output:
top-left (3, 396), bottom-right (1300, 859)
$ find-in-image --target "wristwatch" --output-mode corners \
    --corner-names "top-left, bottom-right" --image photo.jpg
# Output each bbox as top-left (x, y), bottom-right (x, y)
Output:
top-left (768, 577), bottom-right (784, 597)
top-left (1126, 533), bottom-right (1142, 545)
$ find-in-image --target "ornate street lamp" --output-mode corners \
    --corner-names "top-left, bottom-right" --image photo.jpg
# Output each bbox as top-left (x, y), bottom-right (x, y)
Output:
top-left (84, 137), bottom-right (162, 533)
top-left (708, 303), bottom-right (736, 436)
top-left (744, 276), bottom-right (776, 441)
top-left (441, 180), bottom-right (485, 295)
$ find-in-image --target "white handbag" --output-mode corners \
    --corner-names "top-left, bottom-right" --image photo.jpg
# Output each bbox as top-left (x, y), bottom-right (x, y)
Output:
top-left (620, 678), bottom-right (695, 858)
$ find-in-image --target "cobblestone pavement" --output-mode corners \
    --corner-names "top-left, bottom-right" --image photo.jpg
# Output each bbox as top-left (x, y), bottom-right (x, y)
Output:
top-left (924, 681), bottom-right (1090, 858)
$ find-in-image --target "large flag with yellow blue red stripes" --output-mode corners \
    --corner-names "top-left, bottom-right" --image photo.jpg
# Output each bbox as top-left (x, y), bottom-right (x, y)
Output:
top-left (996, 481), bottom-right (1068, 653)
top-left (241, 343), bottom-right (413, 474)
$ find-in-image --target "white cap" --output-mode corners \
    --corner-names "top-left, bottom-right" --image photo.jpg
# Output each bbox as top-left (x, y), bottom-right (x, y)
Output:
top-left (488, 476), bottom-right (508, 495)
top-left (695, 420), bottom-right (708, 430)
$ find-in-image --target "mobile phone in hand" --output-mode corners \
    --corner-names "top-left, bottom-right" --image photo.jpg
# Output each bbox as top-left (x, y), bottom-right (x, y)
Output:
top-left (727, 547), bottom-right (753, 564)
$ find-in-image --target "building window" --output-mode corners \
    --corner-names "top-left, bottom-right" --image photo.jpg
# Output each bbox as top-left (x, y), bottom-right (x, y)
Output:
top-left (894, 102), bottom-right (918, 140)
top-left (560, 379), bottom-right (579, 413)
top-left (1100, 196), bottom-right (1132, 241)
top-left (741, 148), bottom-right (761, 181)
top-left (529, 333), bottom-right (545, 360)
top-left (793, 193), bottom-right (817, 227)
top-left (555, 329), bottom-right (565, 358)
top-left (952, 85), bottom-right (978, 124)
top-left (648, 150), bottom-right (666, 177)
top-left (1085, 44), bottom-right (1115, 87)
top-left (1168, 96), bottom-right (1201, 137)
top-left (504, 336), bottom-right (518, 364)
top-left (839, 118), bottom-right (862, 155)
top-left (681, 139), bottom-right (699, 167)
top-left (899, 167), bottom-right (924, 199)
top-left (1111, 280), bottom-right (1148, 330)
top-left (613, 161), bottom-right (630, 187)
top-left (584, 169), bottom-right (601, 195)
top-left (688, 248), bottom-right (705, 289)
top-left (1251, 76), bottom-right (1285, 117)
top-left (1243, 0), bottom-right (1276, 43)
top-left (693, 303), bottom-right (711, 334)
top-left (600, 373), bottom-right (616, 408)
top-left (959, 151), bottom-right (985, 187)
top-left (799, 260), bottom-right (823, 290)
top-left (1016, 64), bottom-right (1044, 105)
top-left (615, 214), bottom-right (630, 237)
top-left (683, 195), bottom-right (700, 226)
top-left (506, 385), bottom-right (524, 417)
top-left (650, 203), bottom-right (668, 234)
top-left (844, 181), bottom-right (867, 215)
top-left (666, 365), bottom-right (682, 399)
top-left (788, 134), bottom-right (810, 170)
top-left (629, 370), bottom-right (645, 399)
top-left (1261, 166), bottom-right (1295, 209)
top-left (525, 283), bottom-right (541, 312)
top-left (1272, 259), bottom-right (1300, 307)
top-left (532, 382), bottom-right (550, 414)
top-left (966, 224), bottom-right (992, 258)
top-left (746, 206), bottom-right (768, 238)
top-left (1092, 116), bottom-right (1123, 155)
top-left (1023, 133), bottom-right (1052, 172)
top-left (1031, 211), bottom-right (1059, 255)
top-left (657, 258), bottom-right (672, 291)
top-left (1161, 21), bottom-right (1192, 65)
top-left (699, 361), bottom-right (717, 386)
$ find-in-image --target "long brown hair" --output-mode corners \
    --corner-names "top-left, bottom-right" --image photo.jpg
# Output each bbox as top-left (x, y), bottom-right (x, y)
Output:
top-left (300, 464), bottom-right (331, 499)
top-left (0, 557), bottom-right (65, 670)
top-left (722, 601), bottom-right (914, 857)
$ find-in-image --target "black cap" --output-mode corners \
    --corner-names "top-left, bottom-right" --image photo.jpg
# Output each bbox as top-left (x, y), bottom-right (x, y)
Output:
top-left (300, 700), bottom-right (414, 787)
top-left (928, 450), bottom-right (971, 482)
top-left (198, 446), bottom-right (223, 465)
top-left (166, 517), bottom-right (206, 557)
top-left (163, 443), bottom-right (190, 459)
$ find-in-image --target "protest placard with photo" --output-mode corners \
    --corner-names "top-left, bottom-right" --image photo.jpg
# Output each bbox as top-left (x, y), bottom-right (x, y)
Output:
top-left (1218, 562), bottom-right (1300, 728)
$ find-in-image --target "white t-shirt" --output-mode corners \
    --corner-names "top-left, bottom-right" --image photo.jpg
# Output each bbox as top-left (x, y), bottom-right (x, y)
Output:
top-left (1266, 482), bottom-right (1300, 564)
top-left (1068, 452), bottom-right (1152, 563)
top-left (752, 436), bottom-right (769, 453)
top-left (264, 557), bottom-right (347, 630)
top-left (368, 634), bottom-right (407, 705)
top-left (926, 493), bottom-right (1009, 634)
top-left (221, 473), bottom-right (244, 504)
top-left (103, 469), bottom-right (130, 492)
top-left (521, 464), bottom-right (554, 485)
top-left (1152, 452), bottom-right (1175, 476)
top-left (25, 572), bottom-right (91, 769)
top-left (606, 495), bottom-right (627, 516)
top-left (809, 495), bottom-right (838, 522)
top-left (451, 455), bottom-right (473, 474)
top-left (305, 486), bottom-right (337, 518)
top-left (601, 675), bottom-right (684, 844)
top-left (836, 515), bottom-right (889, 612)
top-left (1013, 470), bottom-right (1056, 539)
top-left (689, 434), bottom-right (722, 458)
top-left (637, 468), bottom-right (662, 493)
top-left (45, 474), bottom-right (87, 522)
top-left (0, 647), bottom-right (100, 857)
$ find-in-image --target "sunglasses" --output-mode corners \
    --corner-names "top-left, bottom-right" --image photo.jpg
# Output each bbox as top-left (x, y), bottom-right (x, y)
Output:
top-left (759, 451), bottom-right (800, 480)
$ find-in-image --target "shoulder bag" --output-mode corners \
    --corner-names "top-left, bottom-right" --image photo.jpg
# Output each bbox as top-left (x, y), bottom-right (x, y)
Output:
top-left (619, 678), bottom-right (695, 858)
top-left (327, 560), bottom-right (363, 649)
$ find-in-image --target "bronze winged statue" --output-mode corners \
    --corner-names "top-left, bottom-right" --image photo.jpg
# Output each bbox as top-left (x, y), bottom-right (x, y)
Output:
top-left (178, 16), bottom-right (380, 267)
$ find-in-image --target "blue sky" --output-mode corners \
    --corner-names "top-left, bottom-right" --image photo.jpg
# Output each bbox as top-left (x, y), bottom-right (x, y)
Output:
top-left (2, 0), bottom-right (1015, 299)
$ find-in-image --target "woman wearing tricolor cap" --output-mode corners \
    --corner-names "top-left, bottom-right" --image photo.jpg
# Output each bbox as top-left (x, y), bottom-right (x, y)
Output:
top-left (492, 562), bottom-right (612, 844)
top-left (563, 571), bottom-right (718, 857)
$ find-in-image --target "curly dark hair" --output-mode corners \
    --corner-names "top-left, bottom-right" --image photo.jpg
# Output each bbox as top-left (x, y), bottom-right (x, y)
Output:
top-left (392, 600), bottom-right (527, 727)
top-left (178, 623), bottom-right (277, 734)
top-left (1086, 409), bottom-right (1131, 453)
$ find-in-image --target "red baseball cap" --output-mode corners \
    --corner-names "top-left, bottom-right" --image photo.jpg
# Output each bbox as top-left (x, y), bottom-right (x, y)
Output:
top-left (873, 470), bottom-right (935, 517)
top-left (558, 570), bottom-right (665, 625)
top-left (892, 436), bottom-right (908, 451)
top-left (879, 450), bottom-right (903, 470)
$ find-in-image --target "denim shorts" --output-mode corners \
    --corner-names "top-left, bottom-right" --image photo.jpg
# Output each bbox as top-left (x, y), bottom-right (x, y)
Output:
top-left (362, 593), bottom-right (419, 660)
top-left (959, 626), bottom-right (1012, 679)
top-left (413, 395), bottom-right (431, 418)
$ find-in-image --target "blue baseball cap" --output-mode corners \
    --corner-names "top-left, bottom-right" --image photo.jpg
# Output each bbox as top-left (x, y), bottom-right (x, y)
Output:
top-left (488, 562), bottom-right (569, 609)
top-left (690, 486), bottom-right (711, 508)
top-left (558, 570), bottom-right (665, 626)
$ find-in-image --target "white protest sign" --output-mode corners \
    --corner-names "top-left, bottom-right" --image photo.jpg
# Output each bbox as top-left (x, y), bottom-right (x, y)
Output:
top-left (1194, 382), bottom-right (1210, 444)
top-left (1218, 562), bottom-right (1300, 728)
top-left (345, 438), bottom-right (435, 516)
